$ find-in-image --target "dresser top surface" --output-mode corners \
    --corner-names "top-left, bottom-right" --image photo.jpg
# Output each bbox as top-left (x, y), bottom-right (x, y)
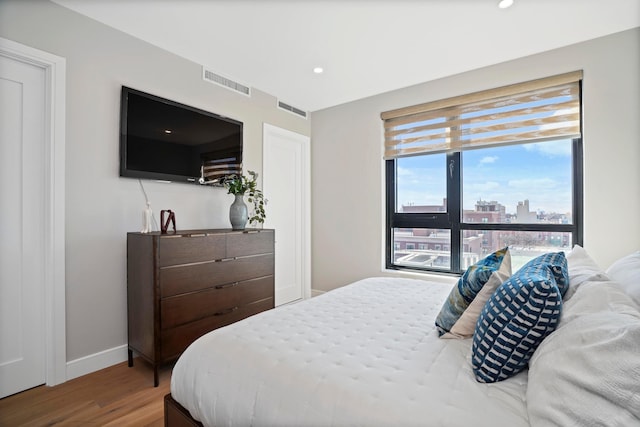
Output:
top-left (128, 228), bottom-right (273, 237)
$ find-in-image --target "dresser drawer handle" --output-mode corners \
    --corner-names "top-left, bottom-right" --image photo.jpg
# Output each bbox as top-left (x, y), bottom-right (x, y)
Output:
top-left (215, 282), bottom-right (238, 289)
top-left (214, 306), bottom-right (238, 316)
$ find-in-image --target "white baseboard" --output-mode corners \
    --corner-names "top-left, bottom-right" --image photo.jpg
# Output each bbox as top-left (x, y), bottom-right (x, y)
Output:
top-left (311, 289), bottom-right (325, 297)
top-left (66, 344), bottom-right (128, 381)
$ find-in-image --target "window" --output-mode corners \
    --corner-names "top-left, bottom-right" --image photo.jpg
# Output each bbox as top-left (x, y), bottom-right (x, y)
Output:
top-left (382, 72), bottom-right (583, 274)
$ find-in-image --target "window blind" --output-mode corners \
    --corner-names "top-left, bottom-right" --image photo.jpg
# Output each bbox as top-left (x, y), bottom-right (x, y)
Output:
top-left (202, 159), bottom-right (243, 184)
top-left (381, 71), bottom-right (582, 159)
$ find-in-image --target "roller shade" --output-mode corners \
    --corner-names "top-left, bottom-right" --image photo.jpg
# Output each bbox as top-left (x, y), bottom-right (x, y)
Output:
top-left (382, 71), bottom-right (582, 159)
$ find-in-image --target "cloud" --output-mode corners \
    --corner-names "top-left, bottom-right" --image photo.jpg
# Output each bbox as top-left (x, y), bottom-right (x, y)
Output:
top-left (479, 155), bottom-right (499, 165)
top-left (397, 166), bottom-right (413, 176)
top-left (466, 181), bottom-right (501, 192)
top-left (508, 177), bottom-right (557, 189)
top-left (523, 140), bottom-right (571, 157)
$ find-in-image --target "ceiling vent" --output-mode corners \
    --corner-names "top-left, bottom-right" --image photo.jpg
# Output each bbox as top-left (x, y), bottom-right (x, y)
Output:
top-left (202, 67), bottom-right (251, 96)
top-left (278, 100), bottom-right (307, 119)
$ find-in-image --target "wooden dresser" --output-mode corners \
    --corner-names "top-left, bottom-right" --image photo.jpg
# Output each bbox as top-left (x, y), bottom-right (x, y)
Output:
top-left (126, 228), bottom-right (274, 386)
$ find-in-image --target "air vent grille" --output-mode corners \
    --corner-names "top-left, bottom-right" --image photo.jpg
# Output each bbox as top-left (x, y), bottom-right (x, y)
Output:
top-left (278, 100), bottom-right (307, 119)
top-left (202, 67), bottom-right (251, 96)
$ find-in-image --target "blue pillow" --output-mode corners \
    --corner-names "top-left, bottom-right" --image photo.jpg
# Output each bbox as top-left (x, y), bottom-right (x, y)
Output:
top-left (519, 251), bottom-right (569, 297)
top-left (471, 253), bottom-right (566, 383)
top-left (435, 247), bottom-right (511, 338)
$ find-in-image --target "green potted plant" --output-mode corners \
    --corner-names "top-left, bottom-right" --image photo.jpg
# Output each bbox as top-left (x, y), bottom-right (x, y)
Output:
top-left (223, 170), bottom-right (266, 229)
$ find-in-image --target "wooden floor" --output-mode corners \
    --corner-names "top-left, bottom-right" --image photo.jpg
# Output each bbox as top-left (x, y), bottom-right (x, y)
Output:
top-left (0, 358), bottom-right (173, 426)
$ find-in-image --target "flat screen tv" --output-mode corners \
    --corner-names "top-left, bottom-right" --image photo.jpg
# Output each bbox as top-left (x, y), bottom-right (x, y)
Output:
top-left (119, 86), bottom-right (243, 184)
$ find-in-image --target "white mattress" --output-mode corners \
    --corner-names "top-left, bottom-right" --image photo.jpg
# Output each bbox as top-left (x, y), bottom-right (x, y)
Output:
top-left (171, 277), bottom-right (530, 426)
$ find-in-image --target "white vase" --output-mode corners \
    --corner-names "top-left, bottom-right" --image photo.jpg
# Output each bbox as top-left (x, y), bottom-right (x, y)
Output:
top-left (229, 193), bottom-right (248, 230)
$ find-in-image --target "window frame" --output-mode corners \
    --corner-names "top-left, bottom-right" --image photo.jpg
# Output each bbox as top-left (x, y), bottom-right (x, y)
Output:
top-left (385, 138), bottom-right (584, 275)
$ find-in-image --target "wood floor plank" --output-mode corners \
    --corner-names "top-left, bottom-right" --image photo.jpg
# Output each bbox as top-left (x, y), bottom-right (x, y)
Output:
top-left (0, 358), bottom-right (172, 427)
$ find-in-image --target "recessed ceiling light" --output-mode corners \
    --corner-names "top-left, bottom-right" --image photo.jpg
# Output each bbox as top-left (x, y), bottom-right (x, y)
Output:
top-left (164, 129), bottom-right (172, 134)
top-left (498, 0), bottom-right (514, 8)
top-left (313, 67), bottom-right (324, 74)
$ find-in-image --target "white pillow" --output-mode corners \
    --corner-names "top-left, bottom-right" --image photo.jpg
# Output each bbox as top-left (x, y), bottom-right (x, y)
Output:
top-left (527, 281), bottom-right (640, 426)
top-left (564, 245), bottom-right (609, 300)
top-left (435, 248), bottom-right (511, 339)
top-left (606, 251), bottom-right (640, 306)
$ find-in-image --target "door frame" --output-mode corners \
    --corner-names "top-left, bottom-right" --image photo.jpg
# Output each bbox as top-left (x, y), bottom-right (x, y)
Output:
top-left (0, 37), bottom-right (66, 386)
top-left (262, 123), bottom-right (311, 301)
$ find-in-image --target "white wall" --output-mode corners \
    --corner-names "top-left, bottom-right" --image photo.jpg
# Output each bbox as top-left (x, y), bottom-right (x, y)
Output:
top-left (311, 28), bottom-right (640, 293)
top-left (0, 0), bottom-right (310, 368)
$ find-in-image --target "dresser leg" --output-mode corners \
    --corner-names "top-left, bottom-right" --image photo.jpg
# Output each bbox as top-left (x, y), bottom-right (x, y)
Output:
top-left (154, 365), bottom-right (159, 387)
top-left (128, 348), bottom-right (133, 367)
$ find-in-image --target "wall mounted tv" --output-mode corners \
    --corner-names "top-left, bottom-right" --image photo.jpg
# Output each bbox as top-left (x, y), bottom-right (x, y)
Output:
top-left (119, 86), bottom-right (243, 185)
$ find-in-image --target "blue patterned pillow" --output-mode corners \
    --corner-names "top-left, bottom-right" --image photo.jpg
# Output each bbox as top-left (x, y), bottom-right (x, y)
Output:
top-left (519, 251), bottom-right (569, 297)
top-left (435, 247), bottom-right (511, 338)
top-left (471, 253), bottom-right (566, 383)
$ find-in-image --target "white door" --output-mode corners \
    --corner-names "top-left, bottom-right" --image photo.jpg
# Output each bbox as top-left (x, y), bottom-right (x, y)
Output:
top-left (0, 54), bottom-right (47, 398)
top-left (263, 124), bottom-right (310, 306)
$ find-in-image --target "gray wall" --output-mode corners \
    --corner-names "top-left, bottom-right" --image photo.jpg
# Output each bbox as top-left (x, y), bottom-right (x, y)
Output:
top-left (0, 0), bottom-right (310, 363)
top-left (311, 28), bottom-right (640, 293)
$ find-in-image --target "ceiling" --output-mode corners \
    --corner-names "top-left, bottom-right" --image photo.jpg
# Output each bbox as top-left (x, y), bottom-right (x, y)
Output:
top-left (52, 0), bottom-right (639, 112)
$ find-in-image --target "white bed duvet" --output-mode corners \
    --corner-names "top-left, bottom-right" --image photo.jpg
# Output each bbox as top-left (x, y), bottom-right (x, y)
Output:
top-left (171, 277), bottom-right (530, 427)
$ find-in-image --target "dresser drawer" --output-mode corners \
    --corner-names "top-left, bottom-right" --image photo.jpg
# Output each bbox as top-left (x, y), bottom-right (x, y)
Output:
top-left (161, 276), bottom-right (274, 329)
top-left (226, 230), bottom-right (274, 258)
top-left (160, 253), bottom-right (274, 297)
top-left (160, 298), bottom-right (274, 360)
top-left (159, 234), bottom-right (226, 267)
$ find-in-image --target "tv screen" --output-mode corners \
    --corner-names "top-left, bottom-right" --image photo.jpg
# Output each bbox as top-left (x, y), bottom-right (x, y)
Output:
top-left (119, 86), bottom-right (243, 184)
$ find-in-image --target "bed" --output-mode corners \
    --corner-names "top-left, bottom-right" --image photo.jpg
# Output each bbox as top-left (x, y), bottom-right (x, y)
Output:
top-left (166, 247), bottom-right (640, 426)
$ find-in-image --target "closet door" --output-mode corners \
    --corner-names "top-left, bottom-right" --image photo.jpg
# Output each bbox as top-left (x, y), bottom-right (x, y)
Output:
top-left (0, 53), bottom-right (47, 398)
top-left (263, 123), bottom-right (310, 306)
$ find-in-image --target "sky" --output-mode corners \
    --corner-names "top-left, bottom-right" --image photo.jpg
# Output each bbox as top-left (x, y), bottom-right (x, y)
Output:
top-left (396, 139), bottom-right (573, 215)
